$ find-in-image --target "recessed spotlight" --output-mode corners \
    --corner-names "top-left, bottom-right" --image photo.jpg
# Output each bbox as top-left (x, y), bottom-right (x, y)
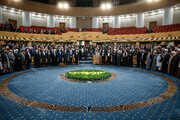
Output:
top-left (106, 3), bottom-right (111, 9)
top-left (64, 3), bottom-right (69, 9)
top-left (101, 4), bottom-right (106, 9)
top-left (58, 3), bottom-right (63, 8)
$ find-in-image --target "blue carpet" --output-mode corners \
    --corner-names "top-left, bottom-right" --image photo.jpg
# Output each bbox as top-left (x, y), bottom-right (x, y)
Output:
top-left (0, 65), bottom-right (179, 120)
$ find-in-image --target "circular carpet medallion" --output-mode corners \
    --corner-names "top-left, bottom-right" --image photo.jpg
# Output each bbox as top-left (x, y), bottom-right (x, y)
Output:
top-left (0, 65), bottom-right (177, 113)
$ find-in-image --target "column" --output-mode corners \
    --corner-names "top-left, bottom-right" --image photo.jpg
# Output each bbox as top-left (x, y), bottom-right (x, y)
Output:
top-left (70, 17), bottom-right (77, 28)
top-left (162, 7), bottom-right (173, 25)
top-left (0, 6), bottom-right (2, 23)
top-left (113, 16), bottom-right (121, 28)
top-left (92, 17), bottom-right (99, 28)
top-left (22, 11), bottom-right (31, 26)
top-left (136, 13), bottom-right (144, 28)
top-left (47, 15), bottom-right (55, 28)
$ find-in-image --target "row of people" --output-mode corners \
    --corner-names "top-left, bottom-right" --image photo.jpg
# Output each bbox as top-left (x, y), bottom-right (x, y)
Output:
top-left (94, 44), bottom-right (180, 78)
top-left (0, 43), bottom-right (180, 78)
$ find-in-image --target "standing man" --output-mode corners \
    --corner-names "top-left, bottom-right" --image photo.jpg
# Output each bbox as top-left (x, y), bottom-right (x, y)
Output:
top-left (34, 50), bottom-right (40, 68)
top-left (8, 49), bottom-right (15, 72)
top-left (69, 50), bottom-right (73, 65)
top-left (25, 49), bottom-right (32, 69)
top-left (75, 50), bottom-right (79, 65)
top-left (1, 49), bottom-right (10, 73)
top-left (101, 50), bottom-right (106, 65)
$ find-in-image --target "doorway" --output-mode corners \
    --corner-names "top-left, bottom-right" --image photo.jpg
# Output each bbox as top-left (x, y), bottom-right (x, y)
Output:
top-left (8, 19), bottom-right (17, 29)
top-left (59, 23), bottom-right (66, 30)
top-left (85, 41), bottom-right (90, 46)
top-left (103, 23), bottom-right (109, 30)
top-left (149, 21), bottom-right (157, 30)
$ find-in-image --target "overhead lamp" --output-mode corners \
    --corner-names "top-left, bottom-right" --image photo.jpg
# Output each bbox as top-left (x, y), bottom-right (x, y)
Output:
top-left (106, 3), bottom-right (111, 9)
top-left (58, 3), bottom-right (69, 9)
top-left (101, 4), bottom-right (106, 9)
top-left (58, 3), bottom-right (63, 8)
top-left (148, 0), bottom-right (153, 2)
top-left (64, 3), bottom-right (69, 9)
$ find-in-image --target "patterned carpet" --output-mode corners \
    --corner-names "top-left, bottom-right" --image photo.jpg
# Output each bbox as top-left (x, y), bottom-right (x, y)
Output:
top-left (0, 65), bottom-right (179, 120)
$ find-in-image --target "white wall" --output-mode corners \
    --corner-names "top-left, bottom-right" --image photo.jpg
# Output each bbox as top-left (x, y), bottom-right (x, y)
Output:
top-left (98, 21), bottom-right (113, 28)
top-left (31, 16), bottom-right (47, 26)
top-left (2, 10), bottom-right (22, 28)
top-left (173, 10), bottom-right (180, 24)
top-left (144, 14), bottom-right (163, 29)
top-left (121, 18), bottom-right (136, 27)
top-left (55, 19), bottom-right (70, 28)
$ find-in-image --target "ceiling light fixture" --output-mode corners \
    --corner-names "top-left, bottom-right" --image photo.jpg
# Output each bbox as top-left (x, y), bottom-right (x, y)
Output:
top-left (101, 3), bottom-right (112, 9)
top-left (106, 3), bottom-right (111, 9)
top-left (101, 4), bottom-right (106, 9)
top-left (58, 3), bottom-right (63, 8)
top-left (64, 3), bottom-right (69, 9)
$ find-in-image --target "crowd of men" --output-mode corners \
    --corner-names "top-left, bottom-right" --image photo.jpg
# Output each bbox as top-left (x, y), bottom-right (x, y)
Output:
top-left (0, 43), bottom-right (180, 78)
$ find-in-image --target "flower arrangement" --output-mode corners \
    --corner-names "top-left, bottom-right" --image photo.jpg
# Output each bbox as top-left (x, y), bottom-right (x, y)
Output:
top-left (66, 70), bottom-right (111, 81)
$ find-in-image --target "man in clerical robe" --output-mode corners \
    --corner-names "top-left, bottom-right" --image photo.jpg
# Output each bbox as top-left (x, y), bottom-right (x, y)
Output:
top-left (8, 49), bottom-right (15, 72)
top-left (25, 49), bottom-right (31, 69)
top-left (19, 50), bottom-right (26, 70)
top-left (1, 49), bottom-right (10, 73)
top-left (167, 51), bottom-right (176, 75)
top-left (34, 50), bottom-right (40, 68)
top-left (141, 49), bottom-right (147, 69)
top-left (151, 50), bottom-right (158, 71)
top-left (117, 50), bottom-right (122, 66)
top-left (174, 49), bottom-right (180, 78)
top-left (112, 49), bottom-right (117, 66)
top-left (161, 49), bottom-right (170, 73)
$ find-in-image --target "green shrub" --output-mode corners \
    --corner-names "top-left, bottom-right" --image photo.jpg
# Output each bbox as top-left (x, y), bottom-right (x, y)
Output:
top-left (65, 70), bottom-right (111, 81)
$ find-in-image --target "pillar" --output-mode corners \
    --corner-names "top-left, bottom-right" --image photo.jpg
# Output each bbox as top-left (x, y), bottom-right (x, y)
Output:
top-left (47, 15), bottom-right (55, 28)
top-left (113, 16), bottom-right (121, 28)
top-left (70, 17), bottom-right (77, 28)
top-left (162, 7), bottom-right (173, 25)
top-left (136, 13), bottom-right (144, 28)
top-left (22, 11), bottom-right (31, 26)
top-left (0, 6), bottom-right (2, 23)
top-left (92, 17), bottom-right (99, 28)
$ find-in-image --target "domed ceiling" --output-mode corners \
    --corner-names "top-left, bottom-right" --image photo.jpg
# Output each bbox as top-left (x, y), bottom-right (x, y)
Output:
top-left (29, 0), bottom-right (144, 7)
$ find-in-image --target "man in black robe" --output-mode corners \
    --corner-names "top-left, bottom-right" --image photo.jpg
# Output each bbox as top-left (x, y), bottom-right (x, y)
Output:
top-left (75, 50), bottom-right (79, 65)
top-left (25, 49), bottom-right (31, 69)
top-left (107, 50), bottom-right (111, 65)
top-left (141, 49), bottom-right (147, 69)
top-left (112, 49), bottom-right (117, 66)
top-left (161, 49), bottom-right (170, 73)
top-left (14, 49), bottom-right (21, 71)
top-left (117, 50), bottom-right (122, 66)
top-left (34, 50), bottom-right (40, 68)
top-left (101, 50), bottom-right (106, 65)
top-left (174, 49), bottom-right (180, 77)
